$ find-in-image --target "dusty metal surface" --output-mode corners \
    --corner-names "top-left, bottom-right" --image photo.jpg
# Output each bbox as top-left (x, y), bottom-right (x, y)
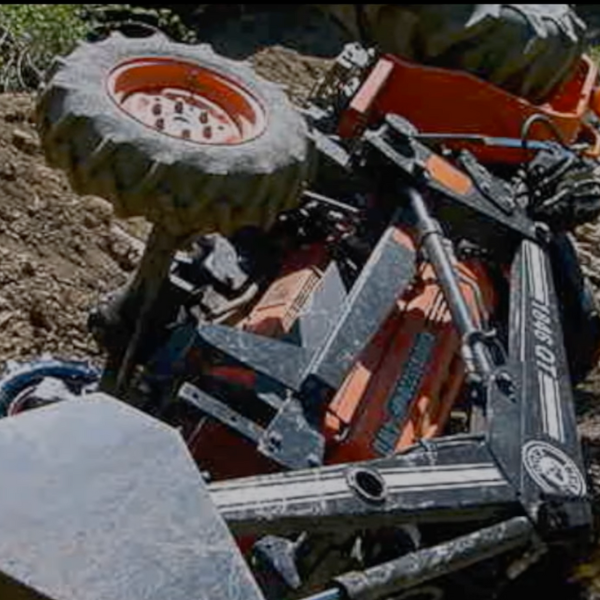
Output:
top-left (333, 516), bottom-right (534, 600)
top-left (0, 395), bottom-right (264, 600)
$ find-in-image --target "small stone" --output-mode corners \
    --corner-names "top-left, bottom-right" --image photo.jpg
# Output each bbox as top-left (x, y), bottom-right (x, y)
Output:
top-left (29, 300), bottom-right (52, 330)
top-left (83, 213), bottom-right (100, 229)
top-left (35, 165), bottom-right (61, 184)
top-left (4, 110), bottom-right (26, 123)
top-left (0, 295), bottom-right (12, 311)
top-left (83, 196), bottom-right (113, 225)
top-left (21, 260), bottom-right (36, 277)
top-left (11, 128), bottom-right (39, 154)
top-left (0, 312), bottom-right (14, 328)
top-left (0, 161), bottom-right (17, 181)
top-left (0, 206), bottom-right (18, 223)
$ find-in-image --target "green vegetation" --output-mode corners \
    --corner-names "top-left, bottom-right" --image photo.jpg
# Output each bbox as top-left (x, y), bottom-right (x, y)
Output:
top-left (0, 4), bottom-right (196, 92)
top-left (0, 4), bottom-right (91, 91)
top-left (0, 4), bottom-right (90, 62)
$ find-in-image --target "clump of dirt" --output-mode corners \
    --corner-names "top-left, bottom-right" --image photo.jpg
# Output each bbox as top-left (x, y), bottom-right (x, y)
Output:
top-left (250, 46), bottom-right (334, 105)
top-left (0, 94), bottom-right (142, 365)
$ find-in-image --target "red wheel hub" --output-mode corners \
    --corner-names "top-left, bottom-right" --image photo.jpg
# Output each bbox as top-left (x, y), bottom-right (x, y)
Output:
top-left (107, 57), bottom-right (267, 145)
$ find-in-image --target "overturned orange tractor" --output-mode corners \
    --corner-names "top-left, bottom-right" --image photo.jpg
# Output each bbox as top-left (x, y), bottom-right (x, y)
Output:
top-left (2, 13), bottom-right (600, 600)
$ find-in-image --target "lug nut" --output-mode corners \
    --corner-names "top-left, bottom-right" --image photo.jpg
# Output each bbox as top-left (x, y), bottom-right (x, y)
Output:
top-left (199, 111), bottom-right (208, 124)
top-left (203, 125), bottom-right (212, 139)
top-left (155, 118), bottom-right (165, 130)
top-left (181, 129), bottom-right (191, 140)
top-left (175, 100), bottom-right (184, 114)
top-left (152, 103), bottom-right (162, 116)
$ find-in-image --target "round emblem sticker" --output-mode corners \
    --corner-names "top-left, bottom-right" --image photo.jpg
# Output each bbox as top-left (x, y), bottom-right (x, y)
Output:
top-left (522, 440), bottom-right (586, 497)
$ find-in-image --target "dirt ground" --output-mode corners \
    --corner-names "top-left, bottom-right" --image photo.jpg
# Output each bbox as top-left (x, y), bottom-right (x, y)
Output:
top-left (2, 3), bottom-right (600, 598)
top-left (0, 94), bottom-right (137, 364)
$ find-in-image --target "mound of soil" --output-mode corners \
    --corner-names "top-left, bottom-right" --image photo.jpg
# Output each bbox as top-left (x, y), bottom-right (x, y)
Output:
top-left (0, 94), bottom-right (142, 365)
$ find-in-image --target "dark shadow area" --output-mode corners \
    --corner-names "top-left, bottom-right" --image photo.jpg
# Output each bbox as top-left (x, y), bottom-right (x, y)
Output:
top-left (576, 5), bottom-right (600, 44)
top-left (183, 5), bottom-right (350, 59)
top-left (575, 386), bottom-right (600, 421)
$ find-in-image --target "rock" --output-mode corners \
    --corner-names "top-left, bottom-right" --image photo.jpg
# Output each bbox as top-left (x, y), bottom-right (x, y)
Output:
top-left (28, 299), bottom-right (52, 330)
top-left (83, 213), bottom-right (100, 229)
top-left (0, 161), bottom-right (17, 181)
top-left (70, 237), bottom-right (86, 254)
top-left (34, 165), bottom-right (62, 185)
top-left (106, 235), bottom-right (138, 272)
top-left (83, 196), bottom-right (113, 225)
top-left (0, 311), bottom-right (14, 328)
top-left (0, 205), bottom-right (19, 223)
top-left (4, 110), bottom-right (27, 124)
top-left (21, 260), bottom-right (36, 277)
top-left (110, 224), bottom-right (146, 255)
top-left (0, 296), bottom-right (12, 312)
top-left (11, 128), bottom-right (40, 155)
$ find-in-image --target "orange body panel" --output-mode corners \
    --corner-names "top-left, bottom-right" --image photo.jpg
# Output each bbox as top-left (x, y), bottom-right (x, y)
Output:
top-left (324, 230), bottom-right (496, 463)
top-left (190, 243), bottom-right (330, 481)
top-left (193, 230), bottom-right (497, 476)
top-left (241, 243), bottom-right (329, 337)
top-left (338, 53), bottom-right (600, 164)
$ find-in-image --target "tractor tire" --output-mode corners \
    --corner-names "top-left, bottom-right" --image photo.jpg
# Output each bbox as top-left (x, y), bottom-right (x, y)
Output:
top-left (36, 32), bottom-right (314, 238)
top-left (323, 4), bottom-right (587, 104)
top-left (0, 358), bottom-right (99, 418)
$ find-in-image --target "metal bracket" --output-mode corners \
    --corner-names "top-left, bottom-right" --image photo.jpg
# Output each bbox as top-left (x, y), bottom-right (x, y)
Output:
top-left (457, 150), bottom-right (515, 215)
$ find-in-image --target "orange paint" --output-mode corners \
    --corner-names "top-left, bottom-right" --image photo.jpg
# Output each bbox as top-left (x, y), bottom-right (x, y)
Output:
top-left (426, 155), bottom-right (473, 196)
top-left (338, 53), bottom-right (599, 164)
top-left (107, 57), bottom-right (267, 145)
top-left (325, 232), bottom-right (497, 462)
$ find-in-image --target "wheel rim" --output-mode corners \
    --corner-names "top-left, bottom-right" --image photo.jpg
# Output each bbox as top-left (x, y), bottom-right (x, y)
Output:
top-left (107, 57), bottom-right (267, 145)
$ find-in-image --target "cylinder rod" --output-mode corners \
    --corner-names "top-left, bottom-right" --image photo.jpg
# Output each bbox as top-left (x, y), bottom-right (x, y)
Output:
top-left (407, 187), bottom-right (494, 378)
top-left (304, 517), bottom-right (533, 600)
top-left (99, 224), bottom-right (185, 397)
